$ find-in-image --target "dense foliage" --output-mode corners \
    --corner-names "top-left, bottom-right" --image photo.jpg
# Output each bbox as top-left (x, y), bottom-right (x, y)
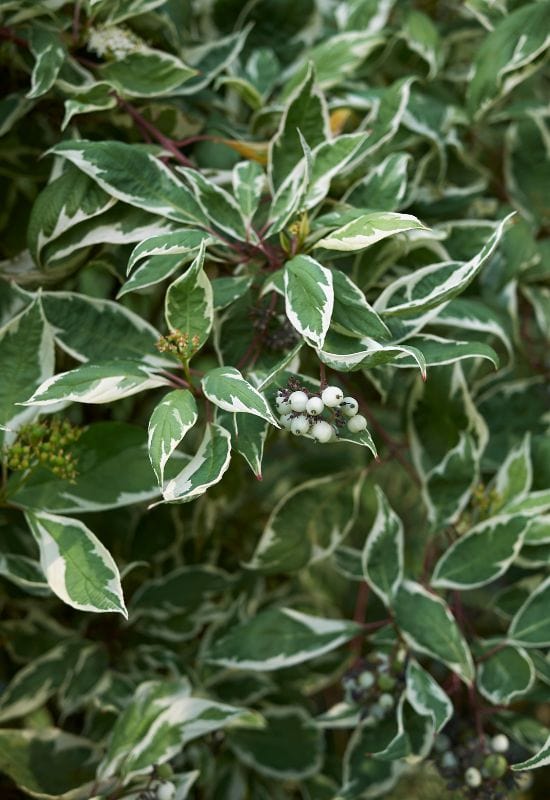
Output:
top-left (1, 1), bottom-right (550, 798)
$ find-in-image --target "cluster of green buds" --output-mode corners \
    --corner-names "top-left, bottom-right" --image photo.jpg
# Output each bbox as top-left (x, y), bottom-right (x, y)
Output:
top-left (342, 650), bottom-right (406, 722)
top-left (275, 379), bottom-right (367, 443)
top-left (434, 727), bottom-right (527, 799)
top-left (156, 330), bottom-right (200, 363)
top-left (5, 419), bottom-right (83, 482)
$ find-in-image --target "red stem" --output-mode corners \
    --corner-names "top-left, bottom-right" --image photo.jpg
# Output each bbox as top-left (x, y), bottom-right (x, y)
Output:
top-left (117, 98), bottom-right (194, 168)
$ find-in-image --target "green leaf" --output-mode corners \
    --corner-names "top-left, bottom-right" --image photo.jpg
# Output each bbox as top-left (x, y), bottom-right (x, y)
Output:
top-left (27, 164), bottom-right (115, 268)
top-left (118, 253), bottom-right (191, 297)
top-left (97, 678), bottom-right (259, 780)
top-left (27, 26), bottom-right (65, 99)
top-left (0, 298), bottom-right (54, 445)
top-left (231, 412), bottom-right (268, 479)
top-left (316, 212), bottom-right (426, 252)
top-left (374, 215), bottom-right (513, 317)
top-left (0, 553), bottom-right (49, 596)
top-left (11, 422), bottom-right (173, 513)
top-left (284, 254), bottom-right (333, 348)
top-left (201, 366), bottom-right (279, 426)
top-left (401, 10), bottom-right (442, 79)
top-left (401, 335), bottom-right (500, 370)
top-left (228, 706), bottom-right (323, 779)
top-left (0, 728), bottom-right (99, 800)
top-left (269, 63), bottom-right (329, 189)
top-left (41, 291), bottom-right (165, 365)
top-left (165, 242), bottom-right (213, 352)
top-left (23, 360), bottom-right (169, 407)
top-left (0, 92), bottom-right (34, 137)
top-left (393, 580), bottom-right (474, 684)
top-left (248, 472), bottom-right (364, 573)
top-left (362, 487), bottom-right (404, 605)
top-left (344, 152), bottom-right (410, 211)
top-left (509, 576), bottom-right (550, 647)
top-left (232, 161), bottom-right (264, 229)
top-left (505, 117), bottom-right (550, 229)
top-left (25, 510), bottom-right (127, 617)
top-left (100, 48), bottom-right (196, 97)
top-left (127, 229), bottom-right (213, 274)
top-left (0, 641), bottom-right (81, 723)
top-left (339, 719), bottom-right (402, 799)
top-left (59, 643), bottom-right (109, 716)
top-left (61, 81), bottom-right (118, 130)
top-left (212, 276), bottom-right (253, 310)
top-left (205, 607), bottom-right (361, 670)
top-left (431, 514), bottom-right (530, 590)
top-left (512, 733), bottom-right (550, 772)
top-left (467, 1), bottom-right (550, 116)
top-left (178, 168), bottom-right (250, 242)
top-left (492, 434), bottom-right (532, 513)
top-left (406, 659), bottom-right (452, 733)
top-left (148, 389), bottom-right (198, 485)
top-left (162, 423), bottom-right (231, 503)
top-left (318, 330), bottom-right (426, 378)
top-left (304, 133), bottom-right (368, 209)
top-left (50, 140), bottom-right (207, 226)
top-left (432, 297), bottom-right (513, 357)
top-left (477, 644), bottom-right (535, 705)
top-left (130, 564), bottom-right (231, 620)
top-left (330, 268), bottom-right (391, 340)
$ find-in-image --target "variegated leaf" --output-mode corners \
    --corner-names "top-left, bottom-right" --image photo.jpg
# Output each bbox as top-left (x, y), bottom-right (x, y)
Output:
top-left (25, 510), bottom-right (127, 617)
top-left (362, 487), bottom-right (404, 605)
top-left (162, 423), bottom-right (231, 503)
top-left (316, 212), bottom-right (426, 252)
top-left (201, 367), bottom-right (279, 426)
top-left (284, 254), bottom-right (333, 349)
top-left (148, 389), bottom-right (197, 485)
top-left (165, 242), bottom-right (213, 353)
top-left (23, 360), bottom-right (169, 407)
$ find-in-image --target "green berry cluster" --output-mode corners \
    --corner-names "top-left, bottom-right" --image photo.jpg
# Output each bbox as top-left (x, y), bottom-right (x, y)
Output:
top-left (274, 379), bottom-right (367, 443)
top-left (434, 726), bottom-right (524, 799)
top-left (5, 419), bottom-right (83, 482)
top-left (342, 650), bottom-right (406, 722)
top-left (156, 330), bottom-right (200, 362)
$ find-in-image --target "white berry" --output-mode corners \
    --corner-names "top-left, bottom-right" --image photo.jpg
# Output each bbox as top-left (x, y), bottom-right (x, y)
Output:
top-left (347, 414), bottom-right (367, 433)
top-left (306, 396), bottom-right (324, 416)
top-left (491, 734), bottom-right (509, 753)
top-left (279, 413), bottom-right (293, 430)
top-left (157, 782), bottom-right (176, 800)
top-left (321, 385), bottom-right (344, 407)
top-left (311, 420), bottom-right (334, 443)
top-left (289, 390), bottom-right (308, 412)
top-left (291, 415), bottom-right (310, 436)
top-left (465, 767), bottom-right (482, 788)
top-left (276, 398), bottom-right (291, 414)
top-left (378, 693), bottom-right (394, 709)
top-left (341, 397), bottom-right (359, 417)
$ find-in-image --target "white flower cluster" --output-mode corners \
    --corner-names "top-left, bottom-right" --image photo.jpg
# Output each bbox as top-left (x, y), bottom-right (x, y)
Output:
top-left (275, 383), bottom-right (367, 443)
top-left (88, 25), bottom-right (147, 61)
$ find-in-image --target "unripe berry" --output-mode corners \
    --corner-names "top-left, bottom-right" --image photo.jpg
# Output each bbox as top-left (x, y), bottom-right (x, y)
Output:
top-left (341, 397), bottom-right (359, 417)
top-left (434, 733), bottom-right (451, 753)
top-left (311, 420), bottom-right (334, 443)
top-left (483, 753), bottom-right (508, 779)
top-left (321, 385), bottom-right (344, 407)
top-left (279, 413), bottom-right (293, 430)
top-left (156, 763), bottom-right (174, 779)
top-left (377, 674), bottom-right (396, 691)
top-left (491, 734), bottom-right (509, 753)
top-left (441, 751), bottom-right (458, 769)
top-left (347, 414), bottom-right (367, 433)
top-left (156, 782), bottom-right (176, 800)
top-left (306, 396), bottom-right (324, 416)
top-left (291, 415), bottom-right (310, 436)
top-left (289, 390), bottom-right (308, 412)
top-left (464, 767), bottom-right (482, 788)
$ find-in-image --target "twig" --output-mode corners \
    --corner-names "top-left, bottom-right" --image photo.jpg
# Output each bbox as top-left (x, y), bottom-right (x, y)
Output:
top-left (117, 98), bottom-right (194, 168)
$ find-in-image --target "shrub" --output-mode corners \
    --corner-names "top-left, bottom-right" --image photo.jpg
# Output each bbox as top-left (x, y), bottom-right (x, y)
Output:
top-left (0, 1), bottom-right (549, 798)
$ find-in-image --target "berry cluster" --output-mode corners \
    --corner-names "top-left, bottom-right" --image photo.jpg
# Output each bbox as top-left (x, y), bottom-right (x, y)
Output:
top-left (5, 419), bottom-right (83, 482)
top-left (342, 650), bottom-right (406, 722)
top-left (434, 728), bottom-right (524, 799)
top-left (157, 330), bottom-right (200, 362)
top-left (275, 380), bottom-right (367, 443)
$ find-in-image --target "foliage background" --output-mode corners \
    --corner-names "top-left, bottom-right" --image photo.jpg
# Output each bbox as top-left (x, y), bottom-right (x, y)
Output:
top-left (0, 0), bottom-right (549, 798)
